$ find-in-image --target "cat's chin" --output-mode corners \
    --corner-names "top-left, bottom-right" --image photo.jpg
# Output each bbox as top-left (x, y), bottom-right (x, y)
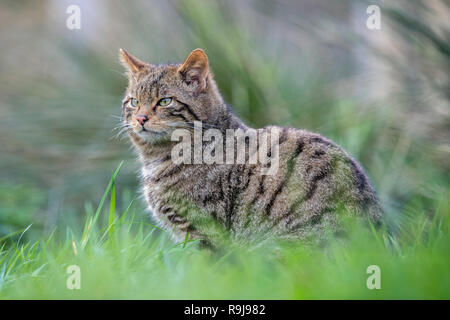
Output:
top-left (135, 129), bottom-right (169, 143)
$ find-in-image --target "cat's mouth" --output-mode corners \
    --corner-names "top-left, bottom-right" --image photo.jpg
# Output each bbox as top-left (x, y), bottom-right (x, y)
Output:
top-left (140, 128), bottom-right (161, 134)
top-left (137, 127), bottom-right (165, 136)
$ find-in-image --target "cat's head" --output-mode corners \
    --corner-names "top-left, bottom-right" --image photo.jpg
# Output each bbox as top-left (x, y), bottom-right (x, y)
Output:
top-left (119, 48), bottom-right (224, 143)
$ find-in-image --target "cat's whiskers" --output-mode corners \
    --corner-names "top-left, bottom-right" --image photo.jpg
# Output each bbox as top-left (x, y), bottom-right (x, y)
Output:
top-left (109, 114), bottom-right (124, 121)
top-left (111, 122), bottom-right (131, 140)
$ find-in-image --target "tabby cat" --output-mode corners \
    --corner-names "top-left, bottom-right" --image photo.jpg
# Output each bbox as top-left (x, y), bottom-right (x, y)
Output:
top-left (119, 48), bottom-right (382, 248)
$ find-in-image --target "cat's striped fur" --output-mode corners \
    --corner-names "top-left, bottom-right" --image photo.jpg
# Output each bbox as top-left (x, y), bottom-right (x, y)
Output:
top-left (119, 48), bottom-right (382, 248)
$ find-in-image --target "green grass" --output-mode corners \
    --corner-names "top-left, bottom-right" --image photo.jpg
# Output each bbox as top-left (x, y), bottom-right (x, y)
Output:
top-left (0, 163), bottom-right (448, 299)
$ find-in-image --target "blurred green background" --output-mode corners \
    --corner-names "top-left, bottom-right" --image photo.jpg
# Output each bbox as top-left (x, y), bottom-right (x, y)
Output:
top-left (0, 0), bottom-right (449, 246)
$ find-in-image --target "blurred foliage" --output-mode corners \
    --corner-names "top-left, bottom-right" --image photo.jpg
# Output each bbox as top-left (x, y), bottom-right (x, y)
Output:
top-left (0, 184), bottom-right (45, 238)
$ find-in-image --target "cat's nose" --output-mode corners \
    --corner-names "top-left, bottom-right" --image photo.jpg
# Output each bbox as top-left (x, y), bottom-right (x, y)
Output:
top-left (136, 115), bottom-right (149, 126)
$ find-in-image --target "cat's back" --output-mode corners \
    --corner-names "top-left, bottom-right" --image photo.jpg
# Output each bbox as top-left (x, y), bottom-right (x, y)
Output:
top-left (236, 126), bottom-right (382, 239)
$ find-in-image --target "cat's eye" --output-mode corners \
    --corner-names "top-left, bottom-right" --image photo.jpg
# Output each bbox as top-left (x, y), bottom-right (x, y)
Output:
top-left (130, 98), bottom-right (139, 107)
top-left (158, 97), bottom-right (172, 107)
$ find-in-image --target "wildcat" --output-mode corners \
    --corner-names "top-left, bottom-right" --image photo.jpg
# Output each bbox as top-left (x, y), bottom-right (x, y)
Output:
top-left (119, 48), bottom-right (382, 248)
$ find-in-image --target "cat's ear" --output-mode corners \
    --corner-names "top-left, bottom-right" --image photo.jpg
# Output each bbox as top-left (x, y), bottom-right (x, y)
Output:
top-left (119, 48), bottom-right (149, 76)
top-left (178, 49), bottom-right (209, 95)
